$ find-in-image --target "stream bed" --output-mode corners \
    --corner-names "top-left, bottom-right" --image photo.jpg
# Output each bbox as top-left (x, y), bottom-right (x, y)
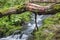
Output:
top-left (0, 14), bottom-right (51, 40)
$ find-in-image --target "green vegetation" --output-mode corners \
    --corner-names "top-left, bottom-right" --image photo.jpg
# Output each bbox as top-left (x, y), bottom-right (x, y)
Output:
top-left (33, 12), bottom-right (60, 40)
top-left (0, 11), bottom-right (32, 38)
top-left (0, 0), bottom-right (26, 8)
top-left (0, 0), bottom-right (31, 37)
top-left (0, 0), bottom-right (32, 38)
top-left (0, 0), bottom-right (28, 14)
top-left (0, 0), bottom-right (60, 40)
top-left (0, 5), bottom-right (25, 14)
top-left (33, 5), bottom-right (60, 40)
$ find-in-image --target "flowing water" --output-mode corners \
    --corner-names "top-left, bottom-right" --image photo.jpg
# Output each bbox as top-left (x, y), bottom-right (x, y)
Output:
top-left (0, 14), bottom-right (50, 40)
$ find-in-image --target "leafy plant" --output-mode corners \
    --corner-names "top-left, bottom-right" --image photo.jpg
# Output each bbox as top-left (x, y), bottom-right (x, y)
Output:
top-left (0, 11), bottom-right (32, 38)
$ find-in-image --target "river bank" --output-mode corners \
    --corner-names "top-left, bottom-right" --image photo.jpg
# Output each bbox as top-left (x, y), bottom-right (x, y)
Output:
top-left (33, 12), bottom-right (60, 40)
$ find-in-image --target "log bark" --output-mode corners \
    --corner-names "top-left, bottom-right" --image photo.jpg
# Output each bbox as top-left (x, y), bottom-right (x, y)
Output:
top-left (26, 3), bottom-right (57, 14)
top-left (29, 0), bottom-right (60, 3)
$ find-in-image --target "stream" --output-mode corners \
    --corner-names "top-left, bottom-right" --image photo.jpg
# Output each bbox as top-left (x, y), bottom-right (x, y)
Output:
top-left (0, 14), bottom-right (51, 40)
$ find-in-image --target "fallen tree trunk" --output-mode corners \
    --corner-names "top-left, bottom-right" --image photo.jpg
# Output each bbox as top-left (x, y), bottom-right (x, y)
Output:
top-left (25, 3), bottom-right (60, 15)
top-left (0, 3), bottom-right (60, 16)
top-left (0, 6), bottom-right (26, 17)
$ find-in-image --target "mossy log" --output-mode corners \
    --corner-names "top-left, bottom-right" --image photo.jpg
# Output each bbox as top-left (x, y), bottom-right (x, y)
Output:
top-left (25, 3), bottom-right (60, 15)
top-left (0, 6), bottom-right (26, 16)
top-left (0, 3), bottom-right (60, 16)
